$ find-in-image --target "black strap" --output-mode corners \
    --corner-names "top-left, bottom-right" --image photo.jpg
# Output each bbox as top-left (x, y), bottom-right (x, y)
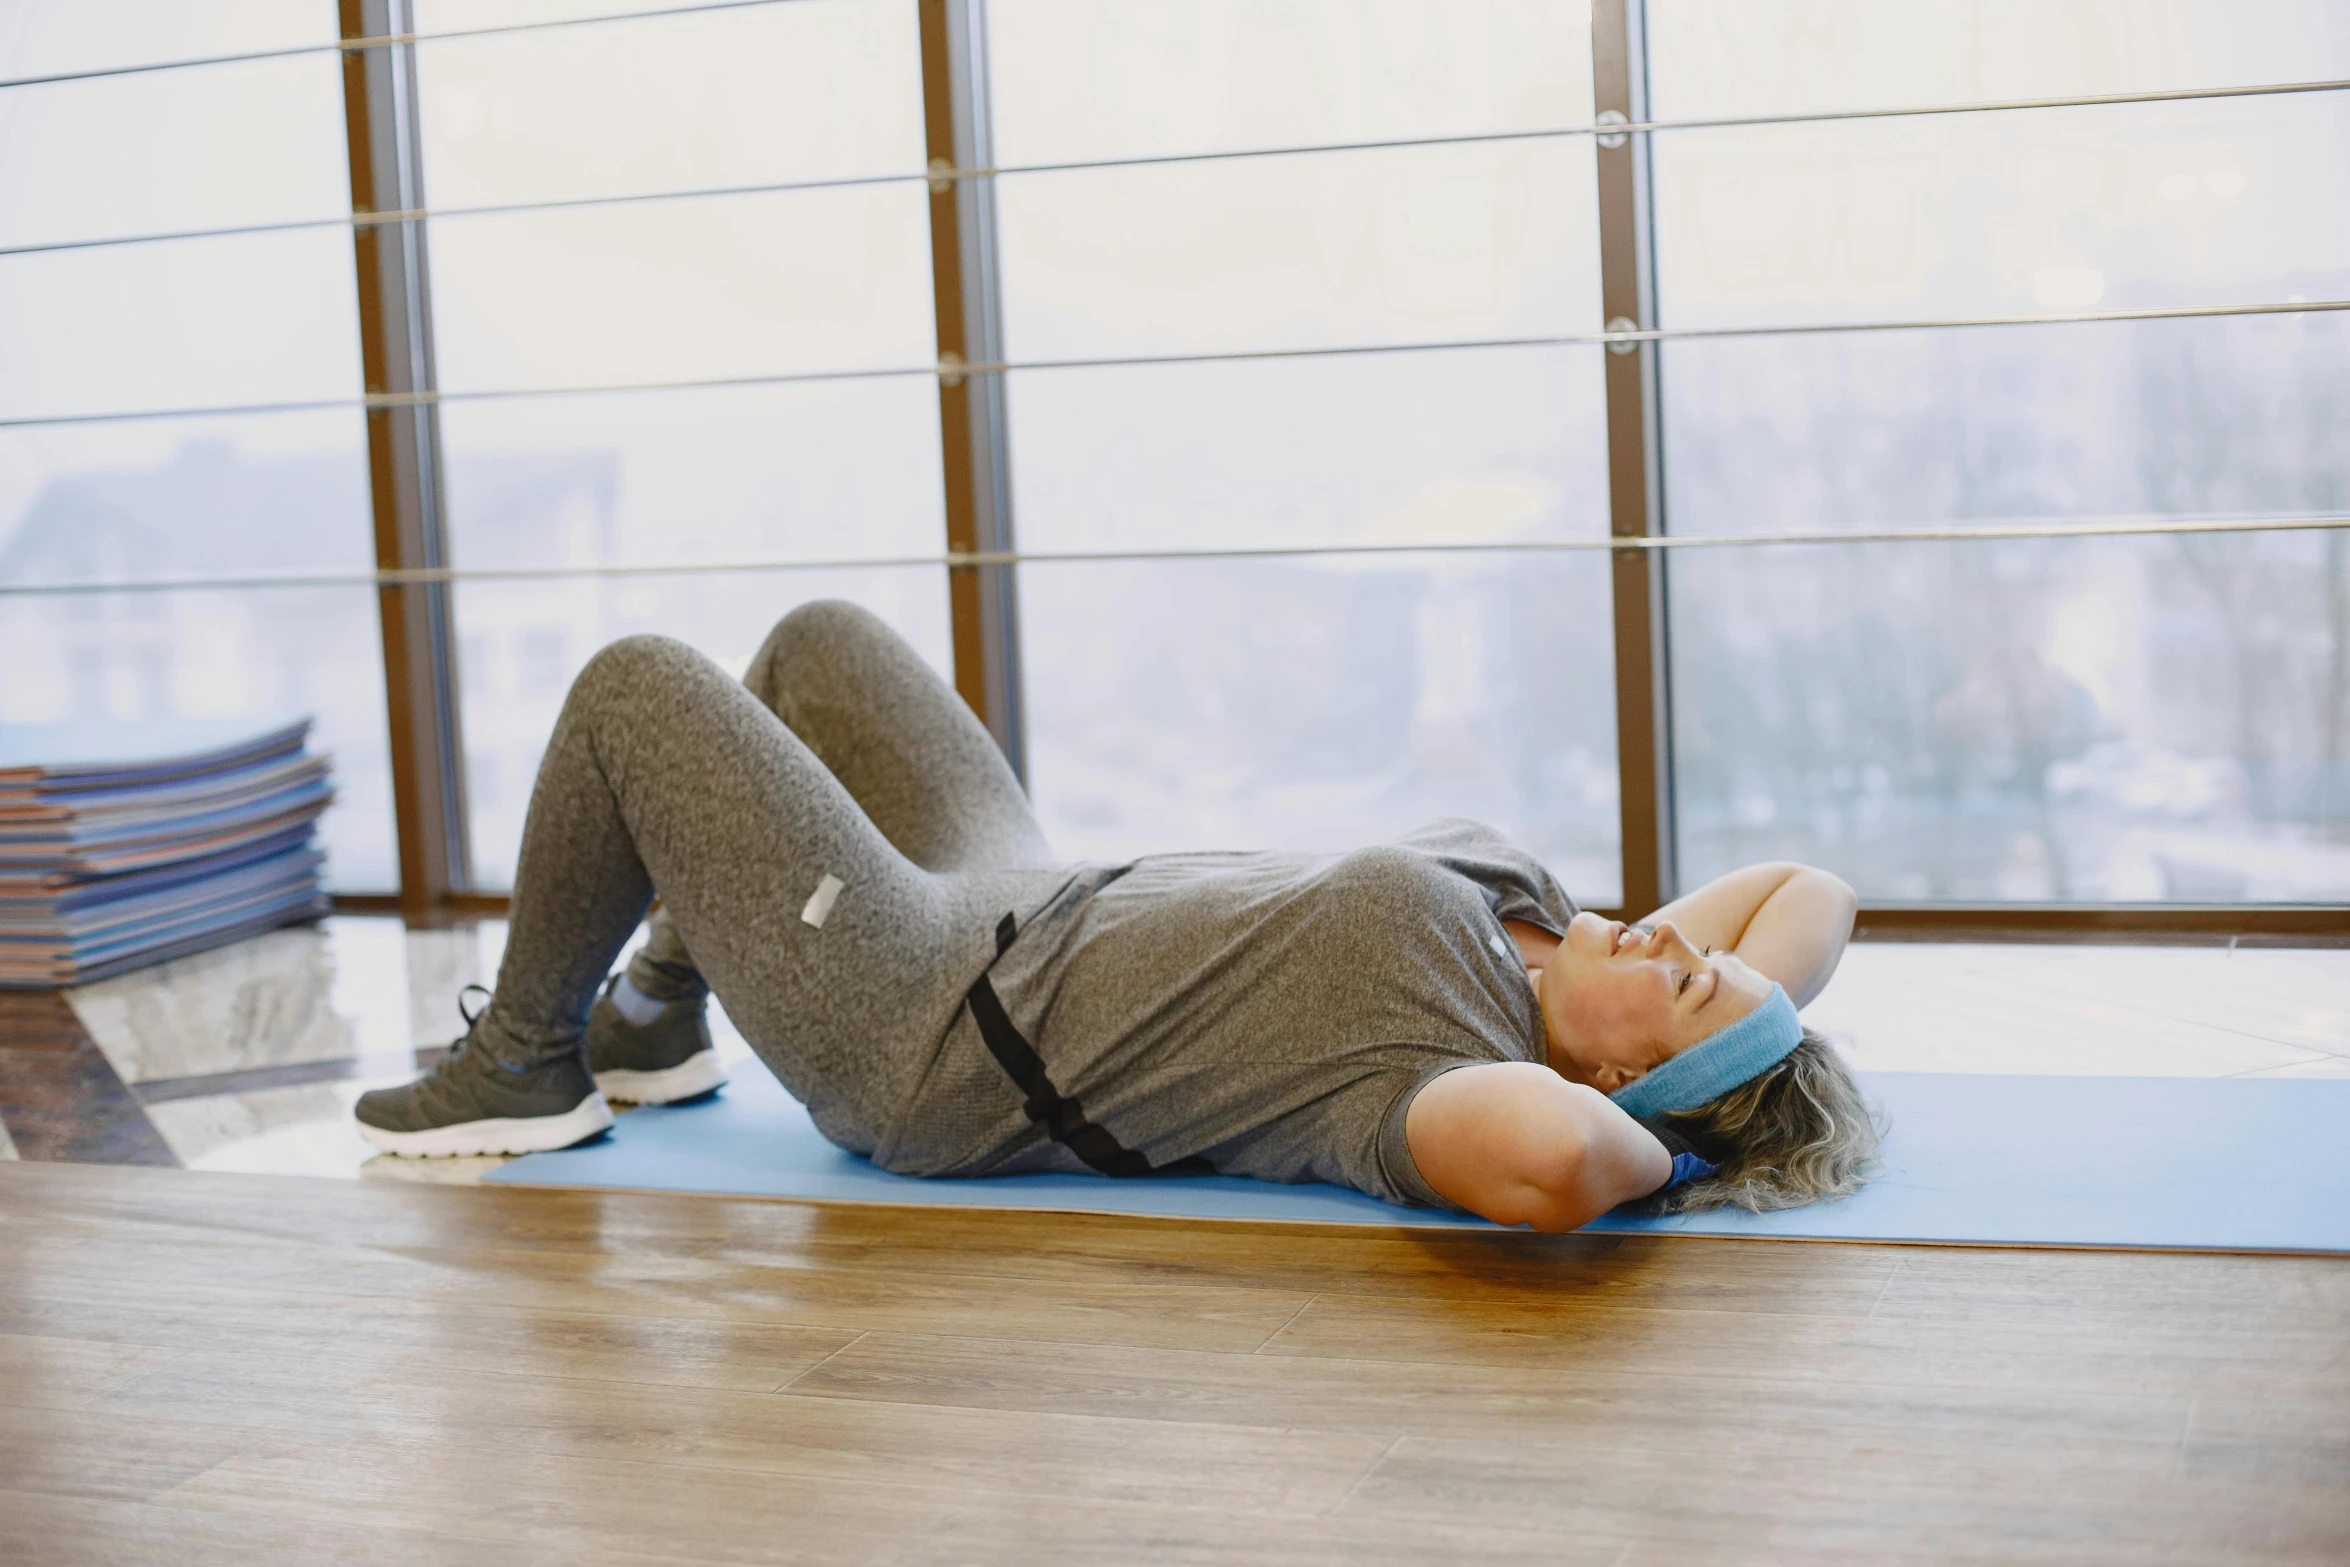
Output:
top-left (966, 912), bottom-right (1209, 1178)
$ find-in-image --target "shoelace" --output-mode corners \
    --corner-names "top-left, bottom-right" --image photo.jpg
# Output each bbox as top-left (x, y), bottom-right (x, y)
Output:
top-left (434, 984), bottom-right (494, 1064)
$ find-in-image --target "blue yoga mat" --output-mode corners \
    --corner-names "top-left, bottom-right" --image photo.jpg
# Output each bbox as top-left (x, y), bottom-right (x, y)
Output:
top-left (488, 1061), bottom-right (2350, 1253)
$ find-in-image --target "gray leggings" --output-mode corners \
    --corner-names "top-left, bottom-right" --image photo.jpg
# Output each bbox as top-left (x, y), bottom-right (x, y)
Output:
top-left (475, 601), bottom-right (1062, 1152)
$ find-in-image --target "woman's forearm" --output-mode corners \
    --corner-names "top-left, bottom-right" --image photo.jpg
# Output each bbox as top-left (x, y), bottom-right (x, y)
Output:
top-left (1643, 862), bottom-right (1856, 1007)
top-left (1730, 867), bottom-right (1857, 1007)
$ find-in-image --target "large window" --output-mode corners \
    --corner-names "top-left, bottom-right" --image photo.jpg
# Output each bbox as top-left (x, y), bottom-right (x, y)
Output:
top-left (3, 0), bottom-right (2342, 918)
top-left (991, 0), bottom-right (1620, 898)
top-left (1647, 0), bottom-right (2350, 901)
top-left (0, 2), bottom-right (397, 889)
top-left (408, 0), bottom-right (949, 882)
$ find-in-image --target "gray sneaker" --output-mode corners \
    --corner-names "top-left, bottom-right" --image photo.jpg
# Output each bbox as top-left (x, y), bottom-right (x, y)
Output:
top-left (355, 990), bottom-right (614, 1158)
top-left (587, 975), bottom-right (728, 1104)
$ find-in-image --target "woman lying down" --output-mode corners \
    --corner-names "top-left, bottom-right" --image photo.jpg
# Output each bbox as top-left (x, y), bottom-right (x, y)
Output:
top-left (357, 601), bottom-right (1878, 1231)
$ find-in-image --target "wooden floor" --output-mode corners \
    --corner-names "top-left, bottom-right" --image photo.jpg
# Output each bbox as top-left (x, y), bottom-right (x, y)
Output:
top-left (3, 1160), bottom-right (2346, 1565)
top-left (4, 928), bottom-right (2345, 1561)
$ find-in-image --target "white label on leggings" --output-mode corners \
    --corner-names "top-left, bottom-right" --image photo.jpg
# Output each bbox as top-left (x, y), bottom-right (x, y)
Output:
top-left (801, 873), bottom-right (845, 928)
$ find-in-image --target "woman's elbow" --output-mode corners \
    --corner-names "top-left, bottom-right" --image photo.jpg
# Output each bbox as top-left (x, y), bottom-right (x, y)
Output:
top-left (1818, 866), bottom-right (1860, 916)
top-left (1407, 1066), bottom-right (1653, 1232)
top-left (1486, 1128), bottom-right (1614, 1233)
top-left (1779, 861), bottom-right (1857, 912)
top-left (1509, 1192), bottom-right (1612, 1234)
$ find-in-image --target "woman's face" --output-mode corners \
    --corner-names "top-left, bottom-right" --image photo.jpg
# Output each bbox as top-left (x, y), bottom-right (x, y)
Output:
top-left (1538, 911), bottom-right (1774, 1092)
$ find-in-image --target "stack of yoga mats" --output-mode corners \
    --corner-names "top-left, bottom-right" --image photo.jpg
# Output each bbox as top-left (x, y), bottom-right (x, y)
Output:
top-left (0, 719), bottom-right (333, 987)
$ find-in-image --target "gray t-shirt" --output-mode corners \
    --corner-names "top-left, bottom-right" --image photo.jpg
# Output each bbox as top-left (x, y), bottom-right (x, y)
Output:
top-left (874, 819), bottom-right (1579, 1208)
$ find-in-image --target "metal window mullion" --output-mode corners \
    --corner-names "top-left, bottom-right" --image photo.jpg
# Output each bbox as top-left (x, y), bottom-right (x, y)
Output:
top-left (341, 0), bottom-right (470, 916)
top-left (1593, 0), bottom-right (1675, 915)
top-left (920, 0), bottom-right (1027, 779)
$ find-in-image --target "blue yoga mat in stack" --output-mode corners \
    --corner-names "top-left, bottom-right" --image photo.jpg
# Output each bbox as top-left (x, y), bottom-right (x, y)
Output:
top-left (0, 719), bottom-right (333, 987)
top-left (490, 1060), bottom-right (2350, 1255)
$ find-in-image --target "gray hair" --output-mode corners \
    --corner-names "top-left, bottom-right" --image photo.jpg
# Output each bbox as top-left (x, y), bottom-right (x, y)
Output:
top-left (1651, 1027), bottom-right (1881, 1214)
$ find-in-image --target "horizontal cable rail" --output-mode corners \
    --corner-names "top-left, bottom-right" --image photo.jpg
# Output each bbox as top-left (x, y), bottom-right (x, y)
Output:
top-left (969, 73), bottom-right (2350, 176)
top-left (0, 168), bottom-right (922, 259)
top-left (0, 365), bottom-right (937, 431)
top-left (5, 513), bottom-right (2343, 599)
top-left (9, 74), bottom-right (2350, 262)
top-left (6, 8), bottom-right (2341, 125)
top-left (6, 297), bottom-right (2347, 432)
top-left (0, 0), bottom-right (820, 91)
top-left (983, 298), bottom-right (2350, 364)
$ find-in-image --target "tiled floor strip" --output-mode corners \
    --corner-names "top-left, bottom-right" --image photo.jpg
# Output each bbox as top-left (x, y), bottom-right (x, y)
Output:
top-left (130, 1050), bottom-right (448, 1106)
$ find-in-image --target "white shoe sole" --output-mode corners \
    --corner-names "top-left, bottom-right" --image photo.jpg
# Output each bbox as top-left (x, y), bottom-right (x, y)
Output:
top-left (594, 1049), bottom-right (729, 1105)
top-left (358, 1092), bottom-right (616, 1158)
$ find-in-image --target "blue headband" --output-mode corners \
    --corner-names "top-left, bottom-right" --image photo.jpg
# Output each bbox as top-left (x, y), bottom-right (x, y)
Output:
top-left (1608, 983), bottom-right (1803, 1118)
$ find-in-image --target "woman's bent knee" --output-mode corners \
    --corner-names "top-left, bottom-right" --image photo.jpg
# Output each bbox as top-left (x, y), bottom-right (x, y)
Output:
top-left (777, 598), bottom-right (883, 639)
top-left (568, 633), bottom-right (719, 710)
top-left (765, 599), bottom-right (895, 665)
top-left (744, 600), bottom-right (904, 704)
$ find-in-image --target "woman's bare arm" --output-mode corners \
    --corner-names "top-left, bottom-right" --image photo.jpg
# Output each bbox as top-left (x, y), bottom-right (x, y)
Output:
top-left (1404, 1062), bottom-right (1671, 1231)
top-left (1641, 861), bottom-right (1858, 1007)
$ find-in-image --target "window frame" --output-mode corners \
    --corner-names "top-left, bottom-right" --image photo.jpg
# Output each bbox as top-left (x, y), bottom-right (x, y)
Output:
top-left (342, 0), bottom-right (472, 918)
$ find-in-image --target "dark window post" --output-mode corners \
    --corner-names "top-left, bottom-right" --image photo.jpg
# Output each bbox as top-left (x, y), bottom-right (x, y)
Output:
top-left (340, 0), bottom-right (470, 917)
top-left (1591, 0), bottom-right (1674, 915)
top-left (919, 0), bottom-right (1028, 779)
